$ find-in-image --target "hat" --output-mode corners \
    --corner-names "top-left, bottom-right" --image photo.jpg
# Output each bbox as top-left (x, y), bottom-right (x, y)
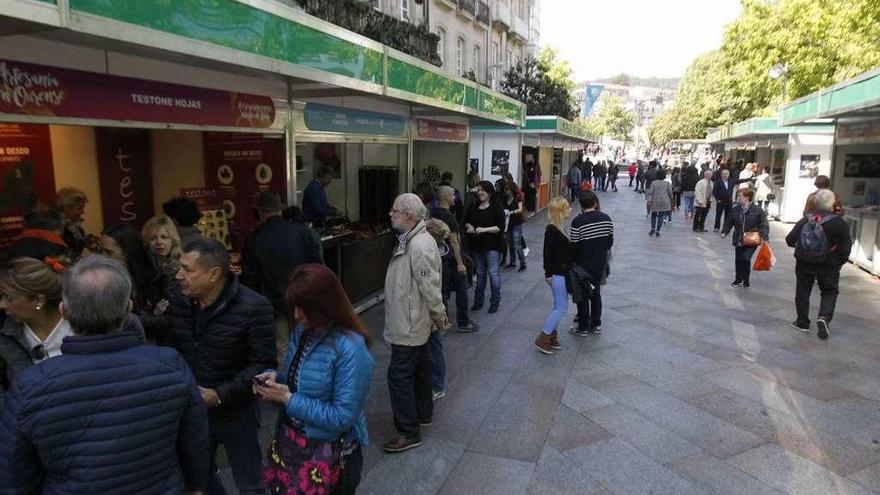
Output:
top-left (254, 191), bottom-right (283, 211)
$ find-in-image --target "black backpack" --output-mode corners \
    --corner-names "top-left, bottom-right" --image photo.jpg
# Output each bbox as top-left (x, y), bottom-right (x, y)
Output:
top-left (795, 214), bottom-right (836, 263)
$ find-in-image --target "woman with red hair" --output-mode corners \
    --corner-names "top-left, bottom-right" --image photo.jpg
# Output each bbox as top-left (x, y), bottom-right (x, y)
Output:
top-left (253, 264), bottom-right (374, 495)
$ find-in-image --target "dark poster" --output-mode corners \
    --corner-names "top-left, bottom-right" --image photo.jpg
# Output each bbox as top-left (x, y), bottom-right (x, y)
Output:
top-left (0, 123), bottom-right (55, 250)
top-left (203, 132), bottom-right (286, 251)
top-left (96, 128), bottom-right (154, 228)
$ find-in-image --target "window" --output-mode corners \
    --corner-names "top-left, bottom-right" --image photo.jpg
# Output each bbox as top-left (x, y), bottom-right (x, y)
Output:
top-left (436, 27), bottom-right (446, 65)
top-left (492, 41), bottom-right (500, 84)
top-left (506, 48), bottom-right (513, 70)
top-left (456, 37), bottom-right (465, 76)
top-left (472, 44), bottom-right (481, 79)
top-left (371, 0), bottom-right (381, 11)
top-left (401, 0), bottom-right (410, 20)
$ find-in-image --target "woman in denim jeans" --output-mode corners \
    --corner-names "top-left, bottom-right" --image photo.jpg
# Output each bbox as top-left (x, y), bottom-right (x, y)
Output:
top-left (535, 197), bottom-right (571, 355)
top-left (463, 181), bottom-right (505, 314)
top-left (503, 181), bottom-right (527, 272)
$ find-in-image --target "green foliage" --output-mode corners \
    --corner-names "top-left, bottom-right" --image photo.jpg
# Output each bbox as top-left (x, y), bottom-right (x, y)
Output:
top-left (649, 0), bottom-right (880, 145)
top-left (584, 95), bottom-right (637, 142)
top-left (501, 47), bottom-right (578, 120)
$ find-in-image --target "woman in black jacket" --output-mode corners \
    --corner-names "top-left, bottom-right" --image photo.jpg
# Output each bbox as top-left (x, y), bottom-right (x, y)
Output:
top-left (721, 188), bottom-right (769, 289)
top-left (463, 181), bottom-right (506, 313)
top-left (536, 197), bottom-right (572, 355)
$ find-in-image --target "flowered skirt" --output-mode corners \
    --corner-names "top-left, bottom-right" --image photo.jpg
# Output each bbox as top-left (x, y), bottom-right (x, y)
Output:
top-left (262, 421), bottom-right (355, 495)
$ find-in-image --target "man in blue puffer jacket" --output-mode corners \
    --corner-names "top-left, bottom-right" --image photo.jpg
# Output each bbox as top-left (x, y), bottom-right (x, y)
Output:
top-left (0, 256), bottom-right (209, 494)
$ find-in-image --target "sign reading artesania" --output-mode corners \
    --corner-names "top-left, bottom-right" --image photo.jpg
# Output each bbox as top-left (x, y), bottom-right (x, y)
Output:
top-left (0, 59), bottom-right (276, 128)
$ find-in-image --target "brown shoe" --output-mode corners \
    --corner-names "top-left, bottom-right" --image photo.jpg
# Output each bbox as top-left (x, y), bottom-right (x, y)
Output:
top-left (535, 333), bottom-right (555, 355)
top-left (383, 435), bottom-right (422, 453)
top-left (549, 330), bottom-right (563, 350)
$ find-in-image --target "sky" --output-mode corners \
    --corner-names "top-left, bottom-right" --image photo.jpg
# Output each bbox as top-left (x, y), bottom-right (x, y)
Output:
top-left (540, 0), bottom-right (742, 82)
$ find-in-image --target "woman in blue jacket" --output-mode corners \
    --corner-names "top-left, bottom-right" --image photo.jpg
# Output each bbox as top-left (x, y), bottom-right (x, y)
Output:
top-left (254, 263), bottom-right (375, 495)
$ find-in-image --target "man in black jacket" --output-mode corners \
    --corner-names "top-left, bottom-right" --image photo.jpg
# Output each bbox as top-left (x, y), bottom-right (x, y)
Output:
top-left (712, 169), bottom-right (734, 232)
top-left (785, 189), bottom-right (853, 340)
top-left (168, 239), bottom-right (276, 495)
top-left (241, 190), bottom-right (322, 365)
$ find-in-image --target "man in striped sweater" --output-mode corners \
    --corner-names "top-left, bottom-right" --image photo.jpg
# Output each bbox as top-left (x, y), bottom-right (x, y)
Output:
top-left (569, 190), bottom-right (614, 336)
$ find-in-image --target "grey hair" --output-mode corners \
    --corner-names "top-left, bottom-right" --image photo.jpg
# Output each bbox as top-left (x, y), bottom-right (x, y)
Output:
top-left (396, 193), bottom-right (427, 222)
top-left (62, 256), bottom-right (132, 336)
top-left (814, 189), bottom-right (836, 211)
top-left (438, 185), bottom-right (455, 201)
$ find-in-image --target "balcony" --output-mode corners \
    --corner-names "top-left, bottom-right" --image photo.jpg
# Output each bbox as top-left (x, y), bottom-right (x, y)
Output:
top-left (436, 0), bottom-right (457, 10)
top-left (293, 0), bottom-right (441, 66)
top-left (476, 1), bottom-right (490, 24)
top-left (456, 0), bottom-right (476, 20)
top-left (510, 15), bottom-right (529, 41)
top-left (492, 0), bottom-right (511, 30)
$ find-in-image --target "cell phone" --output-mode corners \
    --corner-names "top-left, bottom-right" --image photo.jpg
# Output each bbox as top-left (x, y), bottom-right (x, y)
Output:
top-left (252, 375), bottom-right (269, 386)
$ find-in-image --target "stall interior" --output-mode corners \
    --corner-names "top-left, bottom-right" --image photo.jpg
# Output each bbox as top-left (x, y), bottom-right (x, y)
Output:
top-left (413, 140), bottom-right (469, 194)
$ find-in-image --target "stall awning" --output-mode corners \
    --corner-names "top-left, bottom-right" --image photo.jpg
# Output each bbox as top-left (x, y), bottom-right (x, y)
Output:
top-left (523, 116), bottom-right (598, 143)
top-left (706, 117), bottom-right (834, 144)
top-left (0, 0), bottom-right (526, 127)
top-left (781, 67), bottom-right (880, 126)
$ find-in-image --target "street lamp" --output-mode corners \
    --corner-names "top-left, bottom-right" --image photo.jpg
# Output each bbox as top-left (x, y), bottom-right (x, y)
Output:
top-left (768, 62), bottom-right (789, 105)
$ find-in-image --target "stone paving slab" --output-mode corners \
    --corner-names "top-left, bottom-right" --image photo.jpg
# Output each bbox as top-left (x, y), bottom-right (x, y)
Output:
top-left (669, 453), bottom-right (785, 495)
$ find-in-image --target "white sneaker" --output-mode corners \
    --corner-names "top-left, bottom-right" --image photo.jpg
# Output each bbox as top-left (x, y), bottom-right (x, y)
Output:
top-left (523, 247), bottom-right (530, 258)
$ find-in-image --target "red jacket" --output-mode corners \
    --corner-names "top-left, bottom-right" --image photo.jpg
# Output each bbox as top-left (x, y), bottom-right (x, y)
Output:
top-left (628, 164), bottom-right (638, 176)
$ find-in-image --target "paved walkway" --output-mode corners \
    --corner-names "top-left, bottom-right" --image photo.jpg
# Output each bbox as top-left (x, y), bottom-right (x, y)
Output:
top-left (355, 184), bottom-right (880, 495)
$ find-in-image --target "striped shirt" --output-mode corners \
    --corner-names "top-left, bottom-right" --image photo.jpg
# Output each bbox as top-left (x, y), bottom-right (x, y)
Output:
top-left (570, 210), bottom-right (614, 279)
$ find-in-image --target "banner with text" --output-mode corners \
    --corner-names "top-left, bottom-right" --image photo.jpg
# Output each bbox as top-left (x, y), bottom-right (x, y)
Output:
top-left (0, 123), bottom-right (55, 250)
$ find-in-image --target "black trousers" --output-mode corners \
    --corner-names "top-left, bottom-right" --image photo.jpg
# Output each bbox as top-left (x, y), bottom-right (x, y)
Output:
top-left (714, 201), bottom-right (732, 230)
top-left (388, 343), bottom-right (432, 438)
top-left (576, 285), bottom-right (602, 330)
top-left (795, 263), bottom-right (841, 327)
top-left (693, 203), bottom-right (710, 230)
top-left (734, 246), bottom-right (757, 284)
top-left (629, 175), bottom-right (635, 186)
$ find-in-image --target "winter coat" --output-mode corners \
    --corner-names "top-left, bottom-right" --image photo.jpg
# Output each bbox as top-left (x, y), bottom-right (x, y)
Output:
top-left (279, 324), bottom-right (374, 445)
top-left (681, 167), bottom-right (699, 192)
top-left (785, 211), bottom-right (853, 267)
top-left (713, 179), bottom-right (735, 203)
top-left (176, 225), bottom-right (204, 250)
top-left (383, 221), bottom-right (446, 347)
top-left (0, 331), bottom-right (210, 494)
top-left (646, 180), bottom-right (673, 212)
top-left (0, 319), bottom-right (34, 409)
top-left (165, 275), bottom-right (276, 428)
top-left (567, 164), bottom-right (583, 186)
top-left (722, 203), bottom-right (769, 247)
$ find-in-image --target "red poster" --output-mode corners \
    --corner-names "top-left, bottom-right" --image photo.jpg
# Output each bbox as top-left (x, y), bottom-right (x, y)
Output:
top-left (0, 59), bottom-right (276, 128)
top-left (96, 128), bottom-right (154, 228)
top-left (203, 133), bottom-right (286, 251)
top-left (415, 118), bottom-right (469, 142)
top-left (0, 123), bottom-right (55, 251)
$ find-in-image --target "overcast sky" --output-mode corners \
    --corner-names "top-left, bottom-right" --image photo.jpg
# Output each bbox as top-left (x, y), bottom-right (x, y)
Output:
top-left (540, 0), bottom-right (742, 82)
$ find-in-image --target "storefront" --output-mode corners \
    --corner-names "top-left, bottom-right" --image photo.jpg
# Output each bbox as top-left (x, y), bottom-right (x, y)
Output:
top-left (706, 118), bottom-right (835, 223)
top-left (469, 116), bottom-right (596, 215)
top-left (412, 118), bottom-right (471, 194)
top-left (781, 68), bottom-right (880, 275)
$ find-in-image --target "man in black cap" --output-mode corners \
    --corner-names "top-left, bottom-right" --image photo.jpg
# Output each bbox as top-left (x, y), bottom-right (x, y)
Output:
top-left (240, 190), bottom-right (323, 364)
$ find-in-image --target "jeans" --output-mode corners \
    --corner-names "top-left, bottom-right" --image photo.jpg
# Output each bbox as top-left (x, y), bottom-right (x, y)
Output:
top-left (651, 211), bottom-right (668, 232)
top-left (473, 250), bottom-right (501, 307)
top-left (795, 263), bottom-right (841, 327)
top-left (388, 343), bottom-right (432, 438)
top-left (734, 246), bottom-right (757, 284)
top-left (683, 195), bottom-right (695, 215)
top-left (694, 203), bottom-right (711, 230)
top-left (569, 184), bottom-right (581, 201)
top-left (608, 176), bottom-right (618, 191)
top-left (442, 258), bottom-right (470, 326)
top-left (206, 405), bottom-right (264, 495)
top-left (543, 275), bottom-right (568, 334)
top-left (426, 330), bottom-right (445, 393)
top-left (506, 224), bottom-right (526, 267)
top-left (714, 201), bottom-right (732, 230)
top-left (576, 284), bottom-right (602, 330)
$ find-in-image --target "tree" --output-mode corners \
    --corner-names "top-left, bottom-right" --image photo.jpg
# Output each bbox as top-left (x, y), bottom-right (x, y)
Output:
top-left (500, 47), bottom-right (578, 120)
top-left (584, 95), bottom-right (637, 142)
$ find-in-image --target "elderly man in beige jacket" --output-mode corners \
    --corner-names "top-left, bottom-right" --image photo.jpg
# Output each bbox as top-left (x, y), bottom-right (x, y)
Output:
top-left (383, 193), bottom-right (449, 454)
top-left (693, 169), bottom-right (714, 232)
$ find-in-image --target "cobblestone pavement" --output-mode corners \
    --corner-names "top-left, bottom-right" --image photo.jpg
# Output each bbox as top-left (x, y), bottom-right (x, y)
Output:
top-left (229, 182), bottom-right (880, 494)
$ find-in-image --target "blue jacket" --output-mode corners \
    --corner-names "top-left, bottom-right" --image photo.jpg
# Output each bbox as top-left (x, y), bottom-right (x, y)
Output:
top-left (302, 179), bottom-right (329, 223)
top-left (280, 324), bottom-right (374, 445)
top-left (0, 331), bottom-right (209, 494)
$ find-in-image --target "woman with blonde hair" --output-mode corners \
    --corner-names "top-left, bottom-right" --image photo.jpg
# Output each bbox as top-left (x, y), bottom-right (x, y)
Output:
top-left (141, 215), bottom-right (182, 279)
top-left (535, 196), bottom-right (571, 355)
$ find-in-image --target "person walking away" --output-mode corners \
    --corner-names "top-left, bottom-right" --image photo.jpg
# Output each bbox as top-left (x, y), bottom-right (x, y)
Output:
top-left (646, 169), bottom-right (673, 237)
top-left (608, 162), bottom-right (620, 192)
top-left (383, 194), bottom-right (449, 453)
top-left (754, 165), bottom-right (773, 212)
top-left (167, 239), bottom-right (277, 495)
top-left (628, 162), bottom-right (637, 188)
top-left (163, 195), bottom-right (205, 248)
top-left (433, 186), bottom-right (479, 333)
top-left (569, 190), bottom-right (613, 336)
top-left (681, 164), bottom-right (700, 220)
top-left (713, 169), bottom-right (735, 232)
top-left (536, 197), bottom-right (571, 355)
top-left (693, 169), bottom-right (714, 232)
top-left (583, 158), bottom-right (593, 188)
top-left (253, 264), bottom-right (374, 495)
top-left (803, 175), bottom-right (845, 216)
top-left (635, 162), bottom-right (646, 192)
top-left (721, 189), bottom-right (769, 290)
top-left (0, 256), bottom-right (209, 494)
top-left (786, 189), bottom-right (852, 339)
top-left (463, 182), bottom-right (506, 313)
top-left (503, 181), bottom-right (527, 272)
top-left (671, 167), bottom-right (683, 211)
top-left (241, 191), bottom-right (323, 366)
top-left (568, 160), bottom-right (583, 202)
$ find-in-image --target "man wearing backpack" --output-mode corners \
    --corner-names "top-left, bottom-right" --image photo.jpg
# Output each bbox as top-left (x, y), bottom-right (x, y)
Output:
top-left (785, 189), bottom-right (852, 339)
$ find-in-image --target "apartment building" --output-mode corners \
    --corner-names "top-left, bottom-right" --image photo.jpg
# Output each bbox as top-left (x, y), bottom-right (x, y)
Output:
top-left (372, 0), bottom-right (540, 89)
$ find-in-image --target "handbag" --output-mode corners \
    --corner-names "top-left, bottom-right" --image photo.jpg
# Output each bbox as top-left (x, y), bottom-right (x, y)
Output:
top-left (742, 231), bottom-right (761, 247)
top-left (263, 421), bottom-right (352, 494)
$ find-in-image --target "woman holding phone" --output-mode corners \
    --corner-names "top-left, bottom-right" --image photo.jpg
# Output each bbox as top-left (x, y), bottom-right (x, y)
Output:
top-left (253, 264), bottom-right (375, 495)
